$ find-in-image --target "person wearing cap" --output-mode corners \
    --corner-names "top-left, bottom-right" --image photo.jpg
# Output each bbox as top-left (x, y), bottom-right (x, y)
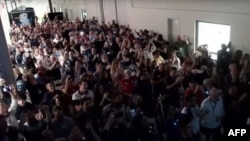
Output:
top-left (200, 87), bottom-right (224, 141)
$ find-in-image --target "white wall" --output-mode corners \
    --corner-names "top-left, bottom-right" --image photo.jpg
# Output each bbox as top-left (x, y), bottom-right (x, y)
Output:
top-left (85, 0), bottom-right (102, 21)
top-left (103, 0), bottom-right (117, 23)
top-left (86, 0), bottom-right (250, 53)
top-left (53, 0), bottom-right (87, 21)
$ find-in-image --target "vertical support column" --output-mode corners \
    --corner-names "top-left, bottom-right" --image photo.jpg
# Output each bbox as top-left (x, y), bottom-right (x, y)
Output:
top-left (99, 0), bottom-right (104, 22)
top-left (114, 0), bottom-right (118, 23)
top-left (0, 18), bottom-right (15, 84)
top-left (48, 0), bottom-right (53, 13)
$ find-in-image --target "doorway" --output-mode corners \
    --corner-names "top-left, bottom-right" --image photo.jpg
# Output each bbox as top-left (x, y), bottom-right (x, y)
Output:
top-left (168, 18), bottom-right (180, 42)
top-left (196, 21), bottom-right (231, 60)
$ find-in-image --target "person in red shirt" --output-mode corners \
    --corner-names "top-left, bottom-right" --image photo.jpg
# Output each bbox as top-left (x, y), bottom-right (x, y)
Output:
top-left (119, 69), bottom-right (136, 96)
top-left (184, 80), bottom-right (204, 106)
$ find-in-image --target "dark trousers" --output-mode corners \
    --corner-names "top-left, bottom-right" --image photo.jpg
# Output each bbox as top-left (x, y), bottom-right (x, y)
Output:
top-left (201, 126), bottom-right (222, 141)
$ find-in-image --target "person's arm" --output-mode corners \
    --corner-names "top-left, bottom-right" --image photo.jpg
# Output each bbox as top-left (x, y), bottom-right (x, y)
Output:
top-left (42, 105), bottom-right (52, 124)
top-left (48, 60), bottom-right (58, 70)
top-left (99, 92), bottom-right (111, 107)
top-left (86, 123), bottom-right (102, 141)
top-left (166, 77), bottom-right (182, 90)
top-left (8, 85), bottom-right (18, 113)
top-left (103, 112), bottom-right (113, 131)
top-left (157, 46), bottom-right (167, 54)
top-left (200, 100), bottom-right (209, 118)
top-left (62, 76), bottom-right (71, 94)
top-left (116, 51), bottom-right (122, 60)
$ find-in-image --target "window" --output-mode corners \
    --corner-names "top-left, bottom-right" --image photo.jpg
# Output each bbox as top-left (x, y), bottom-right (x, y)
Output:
top-left (196, 21), bottom-right (231, 60)
top-left (81, 9), bottom-right (87, 20)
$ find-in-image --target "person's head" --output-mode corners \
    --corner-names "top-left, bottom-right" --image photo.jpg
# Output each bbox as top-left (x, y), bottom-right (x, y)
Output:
top-left (172, 50), bottom-right (177, 58)
top-left (46, 82), bottom-right (55, 92)
top-left (112, 93), bottom-right (123, 108)
top-left (203, 78), bottom-right (212, 89)
top-left (189, 80), bottom-right (197, 88)
top-left (38, 48), bottom-right (44, 56)
top-left (91, 47), bottom-right (96, 54)
top-left (0, 102), bottom-right (8, 116)
top-left (94, 83), bottom-right (104, 94)
top-left (221, 44), bottom-right (227, 51)
top-left (103, 70), bottom-right (111, 79)
top-left (185, 94), bottom-right (197, 107)
top-left (115, 36), bottom-right (121, 43)
top-left (79, 79), bottom-right (88, 93)
top-left (68, 50), bottom-right (74, 58)
top-left (122, 48), bottom-right (128, 56)
top-left (72, 100), bottom-right (82, 112)
top-left (232, 50), bottom-right (243, 62)
top-left (25, 111), bottom-right (37, 125)
top-left (229, 62), bottom-right (238, 75)
top-left (153, 51), bottom-right (160, 59)
top-left (17, 94), bottom-right (27, 107)
top-left (52, 106), bottom-right (64, 121)
top-left (241, 53), bottom-right (250, 66)
top-left (209, 87), bottom-right (221, 102)
top-left (131, 95), bottom-right (142, 107)
top-left (81, 97), bottom-right (92, 112)
top-left (0, 78), bottom-right (6, 86)
top-left (54, 94), bottom-right (64, 106)
top-left (124, 69), bottom-right (131, 79)
top-left (95, 62), bottom-right (103, 72)
top-left (63, 51), bottom-right (69, 58)
top-left (111, 60), bottom-right (119, 68)
top-left (101, 54), bottom-right (109, 63)
top-left (170, 67), bottom-right (177, 77)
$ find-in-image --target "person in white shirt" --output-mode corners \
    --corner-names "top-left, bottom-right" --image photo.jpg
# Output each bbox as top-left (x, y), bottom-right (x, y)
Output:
top-left (72, 79), bottom-right (94, 102)
top-left (200, 87), bottom-right (224, 141)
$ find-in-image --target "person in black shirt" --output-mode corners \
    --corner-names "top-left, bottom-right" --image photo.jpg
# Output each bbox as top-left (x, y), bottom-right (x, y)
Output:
top-left (15, 94), bottom-right (34, 120)
top-left (64, 50), bottom-right (77, 78)
top-left (89, 48), bottom-right (100, 72)
top-left (42, 82), bottom-right (62, 108)
top-left (0, 116), bottom-right (18, 141)
top-left (166, 67), bottom-right (184, 107)
top-left (151, 63), bottom-right (166, 102)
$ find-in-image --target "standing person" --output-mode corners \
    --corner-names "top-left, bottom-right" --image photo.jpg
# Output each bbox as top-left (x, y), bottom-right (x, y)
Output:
top-left (200, 87), bottom-right (224, 141)
top-left (151, 63), bottom-right (166, 103)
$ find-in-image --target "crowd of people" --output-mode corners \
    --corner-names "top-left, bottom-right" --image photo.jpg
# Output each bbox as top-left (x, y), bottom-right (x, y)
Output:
top-left (0, 15), bottom-right (250, 141)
